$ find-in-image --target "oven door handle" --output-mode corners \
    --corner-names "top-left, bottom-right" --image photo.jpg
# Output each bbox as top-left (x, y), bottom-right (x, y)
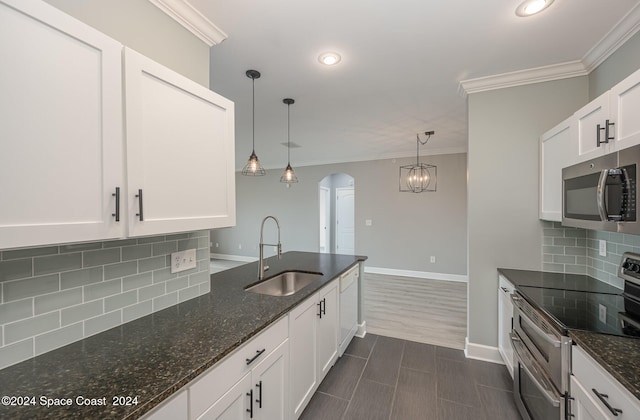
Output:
top-left (510, 332), bottom-right (562, 407)
top-left (597, 169), bottom-right (612, 222)
top-left (512, 295), bottom-right (561, 348)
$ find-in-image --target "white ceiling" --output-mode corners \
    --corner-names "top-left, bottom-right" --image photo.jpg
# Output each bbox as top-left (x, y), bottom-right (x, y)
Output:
top-left (183, 0), bottom-right (640, 170)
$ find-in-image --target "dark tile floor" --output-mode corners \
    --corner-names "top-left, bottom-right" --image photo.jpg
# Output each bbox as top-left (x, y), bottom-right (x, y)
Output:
top-left (300, 334), bottom-right (523, 420)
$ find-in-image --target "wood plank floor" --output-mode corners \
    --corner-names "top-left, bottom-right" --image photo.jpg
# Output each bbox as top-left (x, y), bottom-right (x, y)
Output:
top-left (301, 334), bottom-right (522, 420)
top-left (363, 273), bottom-right (467, 350)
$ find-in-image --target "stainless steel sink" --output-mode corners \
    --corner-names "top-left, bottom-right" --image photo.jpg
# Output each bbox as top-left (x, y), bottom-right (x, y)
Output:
top-left (245, 271), bottom-right (323, 296)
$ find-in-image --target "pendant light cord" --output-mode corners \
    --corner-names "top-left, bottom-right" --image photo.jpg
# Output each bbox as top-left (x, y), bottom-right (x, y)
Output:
top-left (252, 77), bottom-right (256, 153)
top-left (287, 103), bottom-right (291, 164)
top-left (416, 131), bottom-right (434, 165)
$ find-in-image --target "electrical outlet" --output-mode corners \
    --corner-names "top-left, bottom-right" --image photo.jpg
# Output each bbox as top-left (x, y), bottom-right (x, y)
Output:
top-left (170, 248), bottom-right (197, 274)
top-left (430, 256), bottom-right (436, 263)
top-left (599, 304), bottom-right (607, 323)
top-left (238, 244), bottom-right (242, 250)
top-left (599, 240), bottom-right (607, 257)
top-left (215, 243), bottom-right (219, 248)
top-left (365, 219), bottom-right (373, 226)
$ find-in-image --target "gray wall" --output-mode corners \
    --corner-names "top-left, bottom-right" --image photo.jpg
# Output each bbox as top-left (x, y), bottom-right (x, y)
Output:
top-left (44, 0), bottom-right (210, 87)
top-left (589, 30), bottom-right (640, 100)
top-left (211, 153), bottom-right (468, 275)
top-left (467, 77), bottom-right (589, 347)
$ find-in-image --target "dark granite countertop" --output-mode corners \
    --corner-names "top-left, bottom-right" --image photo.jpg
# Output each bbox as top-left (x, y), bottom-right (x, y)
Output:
top-left (498, 268), bottom-right (622, 294)
top-left (569, 330), bottom-right (640, 401)
top-left (0, 251), bottom-right (365, 420)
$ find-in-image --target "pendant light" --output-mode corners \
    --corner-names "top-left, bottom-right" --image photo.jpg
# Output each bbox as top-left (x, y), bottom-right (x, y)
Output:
top-left (280, 98), bottom-right (298, 184)
top-left (399, 131), bottom-right (437, 193)
top-left (242, 70), bottom-right (266, 176)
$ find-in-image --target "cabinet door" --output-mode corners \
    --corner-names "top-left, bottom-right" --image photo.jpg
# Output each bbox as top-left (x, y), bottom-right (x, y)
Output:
top-left (317, 280), bottom-right (339, 381)
top-left (570, 375), bottom-right (610, 420)
top-left (124, 47), bottom-right (236, 237)
top-left (142, 390), bottom-right (188, 420)
top-left (610, 68), bottom-right (640, 152)
top-left (252, 340), bottom-right (289, 420)
top-left (575, 91), bottom-right (612, 162)
top-left (497, 276), bottom-right (515, 378)
top-left (289, 294), bottom-right (318, 419)
top-left (0, 0), bottom-right (124, 249)
top-left (539, 117), bottom-right (576, 221)
top-left (197, 373), bottom-right (251, 420)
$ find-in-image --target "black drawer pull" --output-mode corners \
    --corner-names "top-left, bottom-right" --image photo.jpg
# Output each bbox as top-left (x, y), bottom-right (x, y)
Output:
top-left (246, 389), bottom-right (253, 418)
top-left (256, 380), bottom-right (262, 408)
top-left (246, 348), bottom-right (265, 365)
top-left (112, 187), bottom-right (120, 222)
top-left (135, 189), bottom-right (144, 221)
top-left (592, 388), bottom-right (623, 416)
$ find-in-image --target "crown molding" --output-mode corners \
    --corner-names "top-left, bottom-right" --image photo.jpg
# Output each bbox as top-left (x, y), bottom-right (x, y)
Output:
top-left (582, 3), bottom-right (640, 72)
top-left (148, 0), bottom-right (227, 46)
top-left (459, 3), bottom-right (640, 96)
top-left (458, 61), bottom-right (587, 97)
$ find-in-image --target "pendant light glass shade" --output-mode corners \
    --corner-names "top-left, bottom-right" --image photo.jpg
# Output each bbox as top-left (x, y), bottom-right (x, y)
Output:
top-left (242, 70), bottom-right (266, 176)
top-left (399, 131), bottom-right (437, 193)
top-left (280, 98), bottom-right (298, 184)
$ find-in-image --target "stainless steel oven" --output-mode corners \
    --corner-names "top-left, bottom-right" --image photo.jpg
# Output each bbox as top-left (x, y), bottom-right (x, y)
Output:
top-left (511, 292), bottom-right (572, 420)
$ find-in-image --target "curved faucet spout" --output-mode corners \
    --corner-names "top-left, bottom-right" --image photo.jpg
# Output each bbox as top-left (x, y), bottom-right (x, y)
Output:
top-left (259, 216), bottom-right (282, 279)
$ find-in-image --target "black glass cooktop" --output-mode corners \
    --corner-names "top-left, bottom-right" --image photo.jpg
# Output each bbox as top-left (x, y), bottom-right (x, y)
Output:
top-left (518, 285), bottom-right (640, 338)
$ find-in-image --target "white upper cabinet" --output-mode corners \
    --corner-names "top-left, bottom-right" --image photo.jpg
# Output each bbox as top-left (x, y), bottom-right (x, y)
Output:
top-left (539, 117), bottom-right (576, 221)
top-left (0, 0), bottom-right (236, 250)
top-left (575, 91), bottom-right (613, 162)
top-left (0, 0), bottom-right (124, 249)
top-left (610, 68), bottom-right (640, 152)
top-left (124, 48), bottom-right (236, 237)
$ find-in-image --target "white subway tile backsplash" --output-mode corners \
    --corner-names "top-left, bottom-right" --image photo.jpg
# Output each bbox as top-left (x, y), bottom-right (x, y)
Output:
top-left (0, 231), bottom-right (211, 369)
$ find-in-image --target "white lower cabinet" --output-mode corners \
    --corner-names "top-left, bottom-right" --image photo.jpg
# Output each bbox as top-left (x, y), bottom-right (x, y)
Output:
top-left (142, 390), bottom-right (188, 420)
top-left (290, 279), bottom-right (339, 419)
top-left (570, 345), bottom-right (640, 419)
top-left (189, 316), bottom-right (289, 420)
top-left (497, 275), bottom-right (515, 377)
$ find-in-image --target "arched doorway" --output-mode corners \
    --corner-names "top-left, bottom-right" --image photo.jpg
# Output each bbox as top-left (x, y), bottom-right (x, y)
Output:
top-left (318, 173), bottom-right (355, 254)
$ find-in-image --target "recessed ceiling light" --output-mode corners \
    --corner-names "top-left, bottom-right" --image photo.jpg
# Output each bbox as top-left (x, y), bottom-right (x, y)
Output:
top-left (515, 0), bottom-right (554, 17)
top-left (318, 52), bottom-right (341, 66)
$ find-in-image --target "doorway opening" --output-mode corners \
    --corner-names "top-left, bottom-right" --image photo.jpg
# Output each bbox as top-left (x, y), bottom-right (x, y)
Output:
top-left (319, 173), bottom-right (355, 254)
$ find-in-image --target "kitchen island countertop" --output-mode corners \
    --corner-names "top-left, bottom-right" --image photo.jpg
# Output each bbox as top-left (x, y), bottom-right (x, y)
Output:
top-left (0, 251), bottom-right (366, 420)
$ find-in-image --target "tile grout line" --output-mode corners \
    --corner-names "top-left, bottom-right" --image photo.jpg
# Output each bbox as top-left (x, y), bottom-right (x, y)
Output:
top-left (340, 335), bottom-right (378, 420)
top-left (387, 340), bottom-right (406, 420)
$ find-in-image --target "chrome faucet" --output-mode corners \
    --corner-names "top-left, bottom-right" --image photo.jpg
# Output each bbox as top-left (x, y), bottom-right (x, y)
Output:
top-left (258, 216), bottom-right (282, 280)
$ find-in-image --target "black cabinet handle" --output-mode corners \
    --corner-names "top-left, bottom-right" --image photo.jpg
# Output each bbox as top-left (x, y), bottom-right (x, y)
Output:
top-left (592, 388), bottom-right (623, 416)
top-left (112, 187), bottom-right (120, 222)
top-left (597, 123), bottom-right (607, 146)
top-left (605, 119), bottom-right (615, 143)
top-left (317, 302), bottom-right (322, 318)
top-left (322, 298), bottom-right (326, 316)
top-left (135, 189), bottom-right (144, 221)
top-left (256, 380), bottom-right (262, 408)
top-left (246, 348), bottom-right (265, 366)
top-left (246, 389), bottom-right (253, 418)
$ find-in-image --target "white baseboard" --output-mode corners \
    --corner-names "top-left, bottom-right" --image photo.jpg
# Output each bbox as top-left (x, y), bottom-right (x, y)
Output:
top-left (210, 253), bottom-right (257, 262)
top-left (356, 321), bottom-right (367, 338)
top-left (464, 337), bottom-right (504, 364)
top-left (364, 266), bottom-right (468, 283)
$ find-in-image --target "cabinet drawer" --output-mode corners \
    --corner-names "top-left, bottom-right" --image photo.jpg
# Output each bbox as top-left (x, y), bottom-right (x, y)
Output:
top-left (189, 316), bottom-right (288, 419)
top-left (572, 345), bottom-right (640, 419)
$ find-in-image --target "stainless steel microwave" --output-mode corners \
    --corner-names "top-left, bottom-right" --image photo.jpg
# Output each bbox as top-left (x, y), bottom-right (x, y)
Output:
top-left (562, 145), bottom-right (639, 233)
